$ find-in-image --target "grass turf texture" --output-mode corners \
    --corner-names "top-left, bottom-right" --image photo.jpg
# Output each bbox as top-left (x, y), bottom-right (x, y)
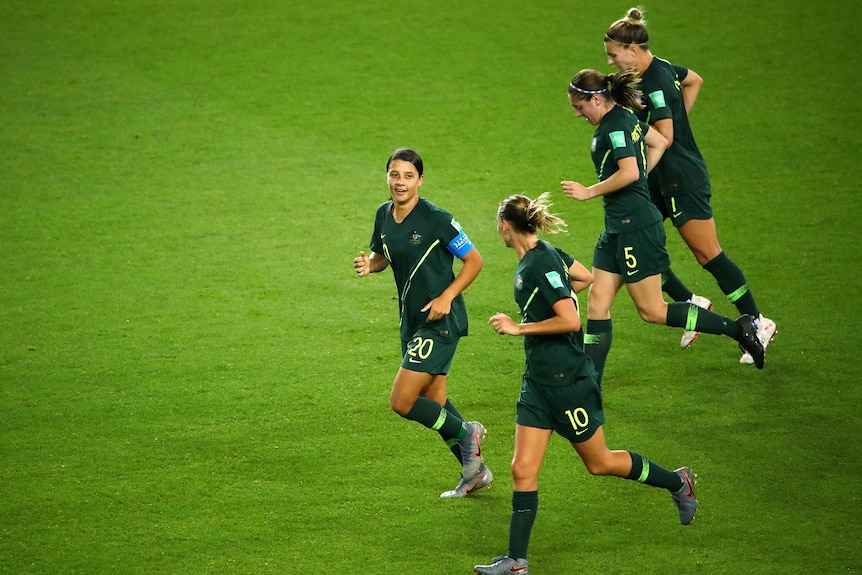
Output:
top-left (1, 0), bottom-right (859, 573)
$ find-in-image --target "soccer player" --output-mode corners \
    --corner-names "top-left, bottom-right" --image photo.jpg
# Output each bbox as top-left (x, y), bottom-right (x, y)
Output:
top-left (353, 147), bottom-right (492, 498)
top-left (474, 193), bottom-right (697, 575)
top-left (561, 68), bottom-right (765, 383)
top-left (603, 7), bottom-right (777, 365)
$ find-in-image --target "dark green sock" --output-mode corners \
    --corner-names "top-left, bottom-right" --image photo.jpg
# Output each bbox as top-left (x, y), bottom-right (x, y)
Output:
top-left (703, 251), bottom-right (760, 318)
top-left (626, 452), bottom-right (684, 491)
top-left (666, 302), bottom-right (740, 338)
top-left (508, 490), bottom-right (539, 560)
top-left (661, 268), bottom-right (694, 302)
top-left (585, 319), bottom-right (613, 389)
top-left (404, 397), bottom-right (466, 442)
top-left (442, 399), bottom-right (464, 463)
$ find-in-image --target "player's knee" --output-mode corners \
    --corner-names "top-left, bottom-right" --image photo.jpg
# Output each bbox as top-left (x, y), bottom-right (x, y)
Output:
top-left (511, 458), bottom-right (539, 484)
top-left (691, 243), bottom-right (721, 266)
top-left (636, 306), bottom-right (665, 324)
top-left (582, 458), bottom-right (612, 476)
top-left (389, 395), bottom-right (412, 417)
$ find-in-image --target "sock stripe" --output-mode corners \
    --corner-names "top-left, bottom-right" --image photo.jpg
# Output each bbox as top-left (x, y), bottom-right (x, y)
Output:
top-left (431, 407), bottom-right (447, 431)
top-left (726, 283), bottom-right (749, 303)
top-left (637, 456), bottom-right (650, 483)
top-left (685, 304), bottom-right (699, 331)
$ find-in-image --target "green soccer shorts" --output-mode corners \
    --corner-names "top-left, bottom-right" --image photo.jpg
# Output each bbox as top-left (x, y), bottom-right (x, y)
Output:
top-left (400, 327), bottom-right (460, 375)
top-left (591, 221), bottom-right (670, 283)
top-left (659, 186), bottom-right (714, 227)
top-left (515, 374), bottom-right (606, 443)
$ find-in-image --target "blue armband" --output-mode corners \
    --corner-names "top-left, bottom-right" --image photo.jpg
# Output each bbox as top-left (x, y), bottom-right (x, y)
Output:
top-left (446, 218), bottom-right (474, 258)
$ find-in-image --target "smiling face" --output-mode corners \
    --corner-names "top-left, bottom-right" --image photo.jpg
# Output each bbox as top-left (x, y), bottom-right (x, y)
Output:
top-left (386, 159), bottom-right (423, 209)
top-left (604, 40), bottom-right (638, 71)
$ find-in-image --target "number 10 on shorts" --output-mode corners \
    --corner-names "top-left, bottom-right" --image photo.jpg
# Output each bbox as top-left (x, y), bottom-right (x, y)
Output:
top-left (565, 407), bottom-right (590, 435)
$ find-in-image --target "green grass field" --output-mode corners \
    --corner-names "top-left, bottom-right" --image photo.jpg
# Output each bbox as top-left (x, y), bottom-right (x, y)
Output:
top-left (2, 1), bottom-right (860, 573)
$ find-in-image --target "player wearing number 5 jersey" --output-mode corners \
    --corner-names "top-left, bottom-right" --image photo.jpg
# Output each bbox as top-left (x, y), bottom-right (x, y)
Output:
top-left (561, 68), bottom-right (765, 387)
top-left (353, 147), bottom-right (492, 499)
top-left (475, 193), bottom-right (697, 575)
top-left (603, 7), bottom-right (777, 364)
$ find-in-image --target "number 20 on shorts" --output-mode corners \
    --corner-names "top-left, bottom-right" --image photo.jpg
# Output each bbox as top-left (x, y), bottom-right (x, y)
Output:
top-left (407, 336), bottom-right (434, 360)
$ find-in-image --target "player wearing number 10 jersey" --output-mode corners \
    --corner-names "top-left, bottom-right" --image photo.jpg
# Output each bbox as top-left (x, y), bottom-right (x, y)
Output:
top-left (476, 193), bottom-right (697, 575)
top-left (353, 147), bottom-right (492, 499)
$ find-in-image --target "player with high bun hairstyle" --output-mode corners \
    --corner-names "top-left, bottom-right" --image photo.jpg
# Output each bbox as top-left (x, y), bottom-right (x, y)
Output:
top-left (353, 147), bottom-right (492, 498)
top-left (474, 192), bottom-right (697, 575)
top-left (561, 69), bottom-right (765, 385)
top-left (603, 7), bottom-right (777, 364)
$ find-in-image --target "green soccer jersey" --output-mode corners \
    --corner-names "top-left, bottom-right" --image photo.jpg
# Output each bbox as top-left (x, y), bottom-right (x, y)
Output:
top-left (514, 240), bottom-right (594, 386)
top-left (591, 105), bottom-right (663, 234)
top-left (637, 57), bottom-right (710, 196)
top-left (370, 198), bottom-right (472, 342)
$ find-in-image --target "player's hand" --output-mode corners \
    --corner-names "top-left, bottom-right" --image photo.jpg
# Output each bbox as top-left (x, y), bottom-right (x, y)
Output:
top-left (561, 180), bottom-right (593, 201)
top-left (488, 312), bottom-right (520, 336)
top-left (422, 296), bottom-right (452, 322)
top-left (353, 251), bottom-right (371, 276)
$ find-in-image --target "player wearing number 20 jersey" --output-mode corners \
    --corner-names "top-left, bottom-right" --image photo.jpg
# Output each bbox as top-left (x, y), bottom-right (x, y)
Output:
top-left (354, 147), bottom-right (492, 499)
top-left (371, 197), bottom-right (473, 347)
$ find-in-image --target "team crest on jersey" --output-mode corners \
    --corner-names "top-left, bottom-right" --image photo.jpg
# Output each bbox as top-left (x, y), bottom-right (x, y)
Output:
top-left (515, 274), bottom-right (524, 290)
top-left (409, 230), bottom-right (422, 244)
top-left (591, 137), bottom-right (597, 152)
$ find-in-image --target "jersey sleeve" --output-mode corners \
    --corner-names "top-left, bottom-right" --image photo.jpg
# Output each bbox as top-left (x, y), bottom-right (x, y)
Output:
top-left (643, 64), bottom-right (678, 123)
top-left (537, 252), bottom-right (572, 305)
top-left (554, 246), bottom-right (575, 269)
top-left (606, 123), bottom-right (637, 162)
top-left (433, 207), bottom-right (474, 259)
top-left (673, 63), bottom-right (689, 83)
top-left (369, 202), bottom-right (388, 255)
top-left (445, 217), bottom-right (474, 258)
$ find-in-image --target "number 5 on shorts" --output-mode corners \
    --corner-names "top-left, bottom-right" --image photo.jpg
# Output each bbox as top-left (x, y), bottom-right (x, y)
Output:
top-left (624, 246), bottom-right (637, 271)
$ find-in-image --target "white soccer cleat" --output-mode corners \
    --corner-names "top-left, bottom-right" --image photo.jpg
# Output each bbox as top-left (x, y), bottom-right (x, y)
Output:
top-left (740, 315), bottom-right (777, 364)
top-left (680, 294), bottom-right (712, 348)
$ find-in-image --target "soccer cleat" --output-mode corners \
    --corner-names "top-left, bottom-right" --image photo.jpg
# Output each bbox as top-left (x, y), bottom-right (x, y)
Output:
top-left (735, 314), bottom-right (764, 369)
top-left (440, 463), bottom-right (493, 498)
top-left (671, 467), bottom-right (698, 525)
top-left (741, 315), bottom-right (777, 365)
top-left (680, 294), bottom-right (713, 348)
top-left (474, 556), bottom-right (529, 575)
top-left (459, 421), bottom-right (487, 479)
